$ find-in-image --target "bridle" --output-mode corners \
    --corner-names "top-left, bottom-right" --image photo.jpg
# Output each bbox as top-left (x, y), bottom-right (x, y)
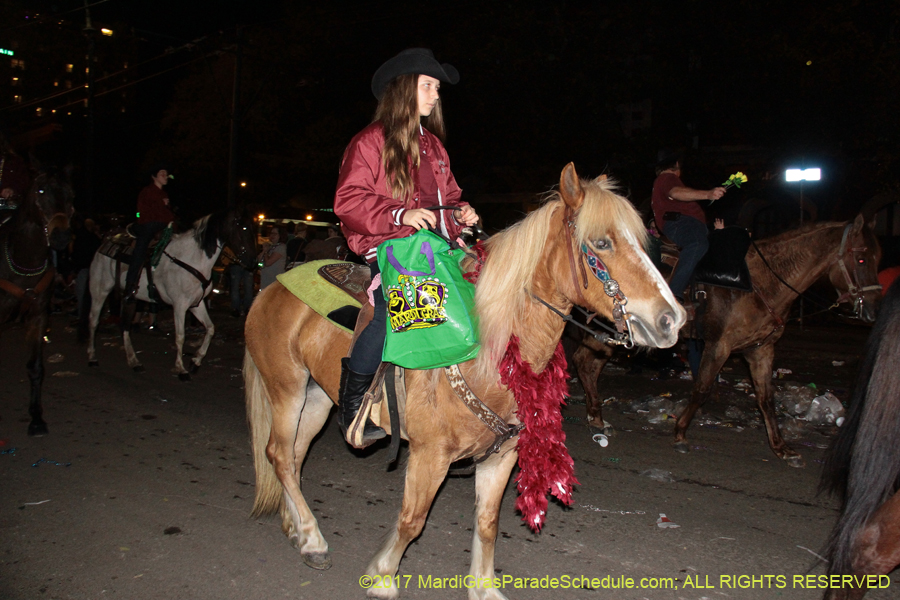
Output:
top-left (532, 205), bottom-right (634, 349)
top-left (833, 223), bottom-right (881, 318)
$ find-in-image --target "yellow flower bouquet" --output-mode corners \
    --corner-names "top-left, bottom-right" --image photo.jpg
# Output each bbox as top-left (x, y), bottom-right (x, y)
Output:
top-left (722, 171), bottom-right (748, 189)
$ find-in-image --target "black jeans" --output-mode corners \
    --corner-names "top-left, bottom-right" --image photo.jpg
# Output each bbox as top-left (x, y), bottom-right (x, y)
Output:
top-left (125, 221), bottom-right (167, 290)
top-left (348, 262), bottom-right (386, 375)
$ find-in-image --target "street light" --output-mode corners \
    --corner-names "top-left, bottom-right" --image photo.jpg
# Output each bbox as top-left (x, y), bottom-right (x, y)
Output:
top-left (785, 167), bottom-right (821, 226)
top-left (785, 166), bottom-right (821, 328)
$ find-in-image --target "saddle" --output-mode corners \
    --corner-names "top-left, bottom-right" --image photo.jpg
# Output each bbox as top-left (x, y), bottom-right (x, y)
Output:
top-left (653, 226), bottom-right (753, 292)
top-left (98, 226), bottom-right (170, 265)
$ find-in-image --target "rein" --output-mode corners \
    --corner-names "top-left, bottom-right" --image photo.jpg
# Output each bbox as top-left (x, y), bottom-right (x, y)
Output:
top-left (162, 247), bottom-right (215, 308)
top-left (750, 223), bottom-right (881, 321)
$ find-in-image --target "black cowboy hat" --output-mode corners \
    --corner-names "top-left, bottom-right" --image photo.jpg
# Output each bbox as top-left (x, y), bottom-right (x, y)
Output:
top-left (147, 163), bottom-right (173, 179)
top-left (371, 48), bottom-right (459, 99)
top-left (655, 148), bottom-right (683, 169)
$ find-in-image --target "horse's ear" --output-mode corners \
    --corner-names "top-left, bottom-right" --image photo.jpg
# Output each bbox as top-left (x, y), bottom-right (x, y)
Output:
top-left (559, 163), bottom-right (584, 210)
top-left (852, 213), bottom-right (865, 235)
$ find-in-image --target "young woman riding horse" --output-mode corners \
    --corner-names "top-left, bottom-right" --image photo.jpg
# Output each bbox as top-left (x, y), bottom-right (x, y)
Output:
top-left (333, 48), bottom-right (478, 444)
top-left (0, 167), bottom-right (74, 435)
top-left (244, 160), bottom-right (685, 598)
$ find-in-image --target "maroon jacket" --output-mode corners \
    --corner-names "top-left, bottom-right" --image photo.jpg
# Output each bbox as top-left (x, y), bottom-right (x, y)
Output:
top-left (136, 183), bottom-right (175, 224)
top-left (334, 122), bottom-right (468, 262)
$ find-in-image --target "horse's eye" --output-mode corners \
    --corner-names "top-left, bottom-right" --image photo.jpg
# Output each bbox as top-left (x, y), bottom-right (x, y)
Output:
top-left (592, 239), bottom-right (610, 251)
top-left (858, 258), bottom-right (865, 264)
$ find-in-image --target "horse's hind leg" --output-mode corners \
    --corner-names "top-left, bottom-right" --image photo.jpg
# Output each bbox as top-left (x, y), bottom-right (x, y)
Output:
top-left (745, 343), bottom-right (803, 467)
top-left (87, 261), bottom-right (115, 366)
top-left (186, 301), bottom-right (214, 375)
top-left (469, 441), bottom-right (519, 600)
top-left (574, 336), bottom-right (614, 433)
top-left (25, 312), bottom-right (48, 436)
top-left (366, 446), bottom-right (452, 600)
top-left (674, 340), bottom-right (730, 453)
top-left (268, 373), bottom-right (333, 568)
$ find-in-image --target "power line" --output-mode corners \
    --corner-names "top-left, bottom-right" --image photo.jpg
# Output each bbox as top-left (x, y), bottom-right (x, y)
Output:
top-left (0, 0), bottom-right (116, 34)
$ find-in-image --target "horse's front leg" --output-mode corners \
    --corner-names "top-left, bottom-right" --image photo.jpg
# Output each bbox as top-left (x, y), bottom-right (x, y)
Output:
top-left (674, 339), bottom-right (730, 453)
top-left (469, 439), bottom-right (519, 600)
top-left (574, 336), bottom-right (614, 433)
top-left (366, 445), bottom-right (452, 600)
top-left (25, 311), bottom-right (48, 436)
top-left (186, 301), bottom-right (214, 375)
top-left (745, 343), bottom-right (803, 467)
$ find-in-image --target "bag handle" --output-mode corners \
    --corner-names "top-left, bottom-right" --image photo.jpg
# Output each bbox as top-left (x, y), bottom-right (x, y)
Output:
top-left (386, 240), bottom-right (435, 276)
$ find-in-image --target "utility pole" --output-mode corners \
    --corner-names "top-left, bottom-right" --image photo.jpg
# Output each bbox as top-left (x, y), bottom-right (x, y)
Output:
top-left (226, 27), bottom-right (242, 209)
top-left (83, 0), bottom-right (96, 215)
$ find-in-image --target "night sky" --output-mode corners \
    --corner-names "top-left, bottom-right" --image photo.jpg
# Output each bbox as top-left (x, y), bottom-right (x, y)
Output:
top-left (6, 1), bottom-right (899, 231)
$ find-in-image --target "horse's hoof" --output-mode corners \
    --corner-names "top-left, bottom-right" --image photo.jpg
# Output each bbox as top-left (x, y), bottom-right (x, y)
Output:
top-left (302, 552), bottom-right (332, 570)
top-left (133, 365), bottom-right (145, 373)
top-left (88, 360), bottom-right (99, 368)
top-left (673, 441), bottom-right (690, 454)
top-left (178, 372), bottom-right (191, 382)
top-left (189, 362), bottom-right (200, 375)
top-left (784, 455), bottom-right (805, 468)
top-left (28, 421), bottom-right (49, 437)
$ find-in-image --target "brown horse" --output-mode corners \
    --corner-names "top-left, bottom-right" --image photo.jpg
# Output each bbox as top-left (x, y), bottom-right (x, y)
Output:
top-left (243, 164), bottom-right (685, 599)
top-left (0, 167), bottom-right (74, 435)
top-left (819, 278), bottom-right (900, 600)
top-left (574, 216), bottom-right (882, 467)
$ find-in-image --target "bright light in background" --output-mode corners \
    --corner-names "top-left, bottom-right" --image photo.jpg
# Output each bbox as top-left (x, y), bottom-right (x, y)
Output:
top-left (785, 168), bottom-right (821, 182)
top-left (305, 215), bottom-right (313, 221)
top-left (240, 181), bottom-right (247, 187)
top-left (257, 214), bottom-right (265, 220)
top-left (100, 28), bottom-right (113, 36)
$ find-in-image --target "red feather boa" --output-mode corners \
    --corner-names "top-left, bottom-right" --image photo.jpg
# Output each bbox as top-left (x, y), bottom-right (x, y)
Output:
top-left (500, 335), bottom-right (579, 532)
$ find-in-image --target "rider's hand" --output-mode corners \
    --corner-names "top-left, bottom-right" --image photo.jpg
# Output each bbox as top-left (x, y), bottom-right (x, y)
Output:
top-left (402, 208), bottom-right (438, 231)
top-left (453, 205), bottom-right (479, 226)
top-left (708, 187), bottom-right (726, 201)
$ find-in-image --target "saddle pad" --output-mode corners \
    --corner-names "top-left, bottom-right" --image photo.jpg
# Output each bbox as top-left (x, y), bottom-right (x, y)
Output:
top-left (98, 238), bottom-right (134, 263)
top-left (276, 259), bottom-right (364, 333)
top-left (694, 227), bottom-right (753, 291)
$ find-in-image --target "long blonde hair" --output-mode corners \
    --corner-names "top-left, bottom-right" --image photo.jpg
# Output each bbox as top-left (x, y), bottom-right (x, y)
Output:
top-left (374, 74), bottom-right (447, 201)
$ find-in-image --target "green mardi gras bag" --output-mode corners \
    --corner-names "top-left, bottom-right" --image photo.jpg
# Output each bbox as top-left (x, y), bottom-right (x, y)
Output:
top-left (376, 229), bottom-right (479, 370)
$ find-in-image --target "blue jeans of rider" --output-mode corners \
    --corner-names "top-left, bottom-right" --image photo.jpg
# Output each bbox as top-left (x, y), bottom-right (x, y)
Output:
top-left (229, 263), bottom-right (254, 313)
top-left (663, 215), bottom-right (709, 301)
top-left (125, 221), bottom-right (167, 293)
top-left (348, 262), bottom-right (387, 376)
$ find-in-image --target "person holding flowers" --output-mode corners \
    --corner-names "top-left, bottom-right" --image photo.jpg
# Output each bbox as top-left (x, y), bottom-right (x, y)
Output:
top-left (651, 149), bottom-right (727, 304)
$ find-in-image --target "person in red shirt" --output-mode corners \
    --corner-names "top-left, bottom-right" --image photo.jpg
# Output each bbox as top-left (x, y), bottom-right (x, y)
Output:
top-left (651, 150), bottom-right (726, 303)
top-left (124, 165), bottom-right (175, 300)
top-left (333, 48), bottom-right (478, 443)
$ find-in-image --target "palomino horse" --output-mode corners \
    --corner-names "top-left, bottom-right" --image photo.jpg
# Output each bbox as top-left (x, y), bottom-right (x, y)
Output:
top-left (819, 278), bottom-right (900, 600)
top-left (0, 168), bottom-right (73, 435)
top-left (244, 164), bottom-right (685, 599)
top-left (86, 209), bottom-right (256, 379)
top-left (574, 216), bottom-right (881, 467)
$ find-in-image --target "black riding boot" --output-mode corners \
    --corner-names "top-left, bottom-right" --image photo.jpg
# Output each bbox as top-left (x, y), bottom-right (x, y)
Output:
top-left (338, 357), bottom-right (386, 443)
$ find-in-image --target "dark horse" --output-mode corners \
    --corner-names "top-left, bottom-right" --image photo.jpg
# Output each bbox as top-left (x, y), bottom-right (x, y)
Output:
top-left (575, 216), bottom-right (882, 467)
top-left (818, 279), bottom-right (900, 600)
top-left (0, 168), bottom-right (74, 435)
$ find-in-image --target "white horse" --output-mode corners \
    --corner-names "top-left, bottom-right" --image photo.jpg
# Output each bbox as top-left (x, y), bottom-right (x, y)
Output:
top-left (86, 209), bottom-right (256, 380)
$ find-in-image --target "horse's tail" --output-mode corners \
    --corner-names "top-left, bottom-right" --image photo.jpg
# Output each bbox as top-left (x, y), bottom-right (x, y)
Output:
top-left (820, 280), bottom-right (900, 575)
top-left (243, 347), bottom-right (283, 517)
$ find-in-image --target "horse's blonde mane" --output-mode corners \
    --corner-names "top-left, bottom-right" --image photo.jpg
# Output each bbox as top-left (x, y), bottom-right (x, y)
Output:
top-left (473, 176), bottom-right (645, 376)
